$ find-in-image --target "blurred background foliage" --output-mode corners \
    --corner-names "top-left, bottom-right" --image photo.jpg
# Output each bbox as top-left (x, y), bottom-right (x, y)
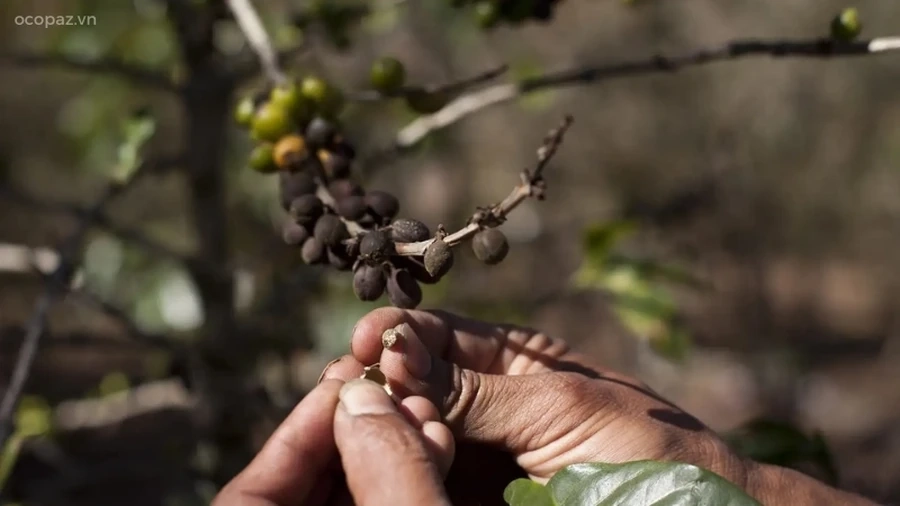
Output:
top-left (1, 0), bottom-right (900, 504)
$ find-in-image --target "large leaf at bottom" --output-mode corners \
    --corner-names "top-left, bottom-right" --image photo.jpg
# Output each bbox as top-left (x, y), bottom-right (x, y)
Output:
top-left (504, 461), bottom-right (759, 506)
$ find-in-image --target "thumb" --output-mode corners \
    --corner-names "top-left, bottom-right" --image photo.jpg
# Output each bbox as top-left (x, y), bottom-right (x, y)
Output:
top-left (334, 379), bottom-right (452, 506)
top-left (377, 323), bottom-right (606, 455)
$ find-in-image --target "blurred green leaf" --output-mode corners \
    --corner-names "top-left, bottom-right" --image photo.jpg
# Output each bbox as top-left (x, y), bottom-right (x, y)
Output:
top-left (99, 371), bottom-right (132, 396)
top-left (582, 220), bottom-right (638, 267)
top-left (14, 395), bottom-right (53, 438)
top-left (113, 109), bottom-right (156, 183)
top-left (725, 419), bottom-right (838, 485)
top-left (0, 434), bottom-right (25, 494)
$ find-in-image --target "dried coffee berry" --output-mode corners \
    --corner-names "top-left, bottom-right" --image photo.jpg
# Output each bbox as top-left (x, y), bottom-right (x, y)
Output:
top-left (273, 134), bottom-right (307, 170)
top-left (279, 171), bottom-right (316, 210)
top-left (365, 191), bottom-right (399, 221)
top-left (359, 230), bottom-right (394, 260)
top-left (390, 218), bottom-right (430, 243)
top-left (282, 221), bottom-right (310, 245)
top-left (472, 228), bottom-right (509, 265)
top-left (353, 264), bottom-right (387, 302)
top-left (290, 194), bottom-right (324, 224)
top-left (328, 179), bottom-right (364, 199)
top-left (331, 140), bottom-right (357, 160)
top-left (336, 195), bottom-right (367, 221)
top-left (396, 257), bottom-right (440, 284)
top-left (405, 88), bottom-right (450, 115)
top-left (305, 117), bottom-right (337, 146)
top-left (314, 214), bottom-right (349, 246)
top-left (386, 268), bottom-right (423, 309)
top-left (423, 238), bottom-right (454, 278)
top-left (327, 246), bottom-right (354, 271)
top-left (301, 237), bottom-right (326, 264)
top-left (320, 150), bottom-right (352, 179)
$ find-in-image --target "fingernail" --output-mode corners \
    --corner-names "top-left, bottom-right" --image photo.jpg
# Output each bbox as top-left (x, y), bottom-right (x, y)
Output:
top-left (349, 323), bottom-right (358, 355)
top-left (398, 323), bottom-right (432, 379)
top-left (317, 357), bottom-right (343, 385)
top-left (339, 379), bottom-right (396, 416)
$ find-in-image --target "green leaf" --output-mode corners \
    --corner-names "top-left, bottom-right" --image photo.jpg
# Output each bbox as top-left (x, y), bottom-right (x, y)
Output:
top-left (112, 109), bottom-right (156, 183)
top-left (725, 419), bottom-right (838, 485)
top-left (582, 221), bottom-right (638, 267)
top-left (504, 478), bottom-right (557, 506)
top-left (546, 461), bottom-right (760, 506)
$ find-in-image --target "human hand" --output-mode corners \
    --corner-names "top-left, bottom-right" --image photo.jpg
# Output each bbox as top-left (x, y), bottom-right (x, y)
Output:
top-left (319, 308), bottom-right (750, 504)
top-left (213, 378), bottom-right (455, 506)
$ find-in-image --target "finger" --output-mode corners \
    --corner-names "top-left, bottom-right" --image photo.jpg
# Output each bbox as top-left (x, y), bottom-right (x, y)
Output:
top-left (318, 355), bottom-right (365, 383)
top-left (422, 420), bottom-right (455, 477)
top-left (399, 396), bottom-right (440, 427)
top-left (215, 379), bottom-right (343, 506)
top-left (334, 379), bottom-right (452, 506)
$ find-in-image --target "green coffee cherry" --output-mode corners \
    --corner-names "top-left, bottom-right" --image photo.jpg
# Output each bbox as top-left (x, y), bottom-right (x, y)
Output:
top-left (270, 82), bottom-right (312, 123)
top-left (301, 76), bottom-right (345, 118)
top-left (251, 102), bottom-right (295, 142)
top-left (831, 8), bottom-right (862, 42)
top-left (370, 57), bottom-right (407, 94)
top-left (234, 96), bottom-right (256, 127)
top-left (249, 144), bottom-right (277, 173)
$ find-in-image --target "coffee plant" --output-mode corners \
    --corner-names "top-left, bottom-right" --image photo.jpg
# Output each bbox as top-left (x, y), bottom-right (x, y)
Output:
top-left (233, 68), bottom-right (573, 309)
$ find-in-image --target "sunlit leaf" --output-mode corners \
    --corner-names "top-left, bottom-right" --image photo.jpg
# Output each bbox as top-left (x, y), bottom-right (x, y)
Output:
top-left (582, 221), bottom-right (638, 267)
top-left (113, 109), bottom-right (156, 183)
top-left (504, 461), bottom-right (759, 506)
top-left (504, 478), bottom-right (556, 506)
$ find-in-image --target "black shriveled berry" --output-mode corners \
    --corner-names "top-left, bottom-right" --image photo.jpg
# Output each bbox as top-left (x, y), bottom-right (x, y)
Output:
top-left (365, 191), bottom-right (399, 222)
top-left (282, 221), bottom-right (310, 246)
top-left (314, 214), bottom-right (349, 246)
top-left (353, 264), bottom-right (387, 302)
top-left (279, 171), bottom-right (317, 210)
top-left (327, 246), bottom-right (354, 271)
top-left (335, 195), bottom-right (367, 221)
top-left (359, 230), bottom-right (394, 259)
top-left (321, 150), bottom-right (352, 179)
top-left (331, 141), bottom-right (356, 160)
top-left (386, 268), bottom-right (422, 309)
top-left (301, 237), bottom-right (326, 264)
top-left (533, 0), bottom-right (553, 21)
top-left (290, 195), bottom-right (324, 224)
top-left (328, 179), bottom-right (364, 199)
top-left (305, 117), bottom-right (337, 146)
top-left (472, 228), bottom-right (509, 265)
top-left (423, 238), bottom-right (454, 278)
top-left (397, 257), bottom-right (440, 284)
top-left (391, 219), bottom-right (430, 243)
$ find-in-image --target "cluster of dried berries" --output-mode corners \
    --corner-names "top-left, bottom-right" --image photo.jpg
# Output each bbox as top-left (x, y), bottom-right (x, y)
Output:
top-left (233, 74), bottom-right (529, 309)
top-left (451, 0), bottom-right (565, 29)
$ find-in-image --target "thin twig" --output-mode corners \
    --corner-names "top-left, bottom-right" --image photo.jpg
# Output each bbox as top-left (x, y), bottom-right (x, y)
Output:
top-left (225, 0), bottom-right (288, 85)
top-left (0, 52), bottom-right (177, 91)
top-left (394, 115), bottom-right (573, 256)
top-left (391, 35), bottom-right (900, 151)
top-left (0, 168), bottom-right (152, 452)
top-left (348, 64), bottom-right (509, 101)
